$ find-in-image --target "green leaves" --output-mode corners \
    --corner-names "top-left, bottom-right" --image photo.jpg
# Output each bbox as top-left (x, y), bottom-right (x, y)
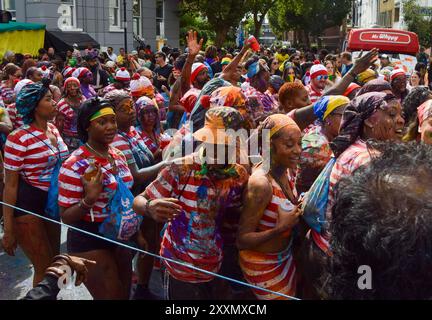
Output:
top-left (403, 0), bottom-right (432, 47)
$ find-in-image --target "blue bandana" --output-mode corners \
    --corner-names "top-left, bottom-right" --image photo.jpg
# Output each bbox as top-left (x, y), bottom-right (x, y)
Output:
top-left (247, 61), bottom-right (260, 79)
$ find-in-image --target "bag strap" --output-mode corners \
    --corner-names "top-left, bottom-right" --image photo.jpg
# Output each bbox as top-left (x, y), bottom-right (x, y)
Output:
top-left (23, 127), bottom-right (61, 161)
top-left (118, 131), bottom-right (154, 163)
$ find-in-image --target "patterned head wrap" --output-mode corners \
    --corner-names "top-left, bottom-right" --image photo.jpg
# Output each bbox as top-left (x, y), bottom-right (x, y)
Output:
top-left (330, 92), bottom-right (398, 157)
top-left (205, 86), bottom-right (254, 129)
top-left (417, 100), bottom-right (432, 131)
top-left (135, 96), bottom-right (160, 132)
top-left (258, 113), bottom-right (300, 139)
top-left (356, 79), bottom-right (392, 97)
top-left (313, 95), bottom-right (350, 121)
top-left (16, 79), bottom-right (51, 125)
top-left (104, 89), bottom-right (131, 109)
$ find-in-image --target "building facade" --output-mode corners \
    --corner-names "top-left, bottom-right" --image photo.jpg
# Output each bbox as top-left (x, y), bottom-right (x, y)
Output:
top-left (0, 0), bottom-right (180, 52)
top-left (353, 0), bottom-right (432, 30)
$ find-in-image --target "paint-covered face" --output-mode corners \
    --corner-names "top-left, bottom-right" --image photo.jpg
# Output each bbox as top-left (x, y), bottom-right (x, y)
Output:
top-left (252, 70), bottom-right (270, 93)
top-left (366, 100), bottom-right (405, 141)
top-left (66, 81), bottom-right (80, 97)
top-left (115, 98), bottom-right (135, 129)
top-left (325, 105), bottom-right (347, 138)
top-left (421, 117), bottom-right (432, 145)
top-left (140, 107), bottom-right (158, 128)
top-left (392, 75), bottom-right (407, 93)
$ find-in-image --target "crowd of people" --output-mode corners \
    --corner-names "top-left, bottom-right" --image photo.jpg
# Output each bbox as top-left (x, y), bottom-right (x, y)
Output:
top-left (1, 30), bottom-right (432, 301)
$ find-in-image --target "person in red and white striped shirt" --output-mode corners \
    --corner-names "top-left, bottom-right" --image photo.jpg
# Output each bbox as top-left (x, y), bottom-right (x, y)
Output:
top-left (2, 82), bottom-right (68, 287)
top-left (237, 114), bottom-right (302, 300)
top-left (58, 97), bottom-right (134, 300)
top-left (55, 77), bottom-right (86, 151)
top-left (305, 61), bottom-right (328, 104)
top-left (133, 107), bottom-right (249, 300)
top-left (105, 89), bottom-right (167, 300)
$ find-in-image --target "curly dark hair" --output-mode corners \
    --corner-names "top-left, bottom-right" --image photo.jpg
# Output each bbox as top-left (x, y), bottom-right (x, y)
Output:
top-left (402, 86), bottom-right (431, 123)
top-left (325, 142), bottom-right (432, 299)
top-left (402, 86), bottom-right (431, 142)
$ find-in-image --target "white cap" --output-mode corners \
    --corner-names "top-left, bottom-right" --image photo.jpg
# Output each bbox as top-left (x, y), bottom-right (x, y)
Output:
top-left (14, 79), bottom-right (34, 95)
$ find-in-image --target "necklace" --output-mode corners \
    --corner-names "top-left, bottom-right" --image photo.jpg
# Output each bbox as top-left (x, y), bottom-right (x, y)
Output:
top-left (86, 143), bottom-right (108, 158)
top-left (86, 143), bottom-right (117, 173)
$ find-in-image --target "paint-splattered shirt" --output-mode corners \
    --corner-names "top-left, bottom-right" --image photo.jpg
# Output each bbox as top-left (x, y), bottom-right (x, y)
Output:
top-left (144, 152), bottom-right (249, 283)
top-left (296, 125), bottom-right (333, 193)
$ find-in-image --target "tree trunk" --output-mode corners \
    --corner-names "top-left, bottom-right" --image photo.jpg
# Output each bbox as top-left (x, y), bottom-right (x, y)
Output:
top-left (302, 30), bottom-right (310, 48)
top-left (215, 26), bottom-right (229, 47)
top-left (253, 15), bottom-right (264, 38)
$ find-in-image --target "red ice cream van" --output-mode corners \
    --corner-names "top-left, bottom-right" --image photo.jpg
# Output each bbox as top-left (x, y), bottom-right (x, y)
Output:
top-left (344, 28), bottom-right (420, 74)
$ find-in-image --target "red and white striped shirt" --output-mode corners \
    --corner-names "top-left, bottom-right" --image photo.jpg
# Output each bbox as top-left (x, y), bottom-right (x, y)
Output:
top-left (4, 123), bottom-right (69, 191)
top-left (326, 139), bottom-right (374, 221)
top-left (0, 81), bottom-right (15, 105)
top-left (6, 103), bottom-right (24, 130)
top-left (144, 153), bottom-right (249, 283)
top-left (58, 145), bottom-right (134, 223)
top-left (305, 84), bottom-right (323, 104)
top-left (111, 126), bottom-right (154, 167)
top-left (258, 171), bottom-right (297, 233)
top-left (56, 97), bottom-right (85, 138)
top-left (139, 130), bottom-right (160, 155)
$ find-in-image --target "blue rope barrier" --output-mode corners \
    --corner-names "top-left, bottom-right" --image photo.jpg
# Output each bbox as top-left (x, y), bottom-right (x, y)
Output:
top-left (0, 200), bottom-right (300, 301)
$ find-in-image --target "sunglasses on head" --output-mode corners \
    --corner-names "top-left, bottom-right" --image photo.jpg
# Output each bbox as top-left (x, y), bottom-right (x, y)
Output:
top-left (317, 75), bottom-right (329, 81)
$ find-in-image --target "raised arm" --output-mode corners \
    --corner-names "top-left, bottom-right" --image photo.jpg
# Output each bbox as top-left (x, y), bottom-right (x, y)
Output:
top-left (324, 48), bottom-right (379, 96)
top-left (180, 30), bottom-right (204, 96)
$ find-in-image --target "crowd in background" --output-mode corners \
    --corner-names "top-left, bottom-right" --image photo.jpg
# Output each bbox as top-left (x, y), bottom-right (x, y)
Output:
top-left (1, 31), bottom-right (432, 301)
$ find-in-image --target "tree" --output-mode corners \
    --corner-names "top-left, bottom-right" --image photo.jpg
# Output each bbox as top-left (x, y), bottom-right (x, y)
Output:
top-left (268, 0), bottom-right (351, 47)
top-left (181, 0), bottom-right (248, 47)
top-left (245, 0), bottom-right (278, 38)
top-left (403, 0), bottom-right (432, 48)
top-left (179, 10), bottom-right (215, 48)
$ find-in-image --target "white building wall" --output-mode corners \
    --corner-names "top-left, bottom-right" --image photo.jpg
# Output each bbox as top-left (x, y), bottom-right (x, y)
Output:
top-left (357, 0), bottom-right (380, 28)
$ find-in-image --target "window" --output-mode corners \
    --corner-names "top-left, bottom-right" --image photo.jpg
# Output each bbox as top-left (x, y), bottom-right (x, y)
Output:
top-left (109, 0), bottom-right (121, 29)
top-left (156, 0), bottom-right (164, 38)
top-left (58, 0), bottom-right (78, 30)
top-left (394, 7), bottom-right (400, 23)
top-left (1, 0), bottom-right (16, 21)
top-left (133, 0), bottom-right (142, 36)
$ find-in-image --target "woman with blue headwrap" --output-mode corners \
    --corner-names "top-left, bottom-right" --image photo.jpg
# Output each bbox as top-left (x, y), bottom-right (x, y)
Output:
top-left (241, 56), bottom-right (275, 116)
top-left (2, 79), bottom-right (69, 287)
top-left (296, 95), bottom-right (350, 194)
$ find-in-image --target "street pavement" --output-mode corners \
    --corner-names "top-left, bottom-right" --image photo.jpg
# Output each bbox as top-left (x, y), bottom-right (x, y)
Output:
top-left (0, 225), bottom-right (163, 300)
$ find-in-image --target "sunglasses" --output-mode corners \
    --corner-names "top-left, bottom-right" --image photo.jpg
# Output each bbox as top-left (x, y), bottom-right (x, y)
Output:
top-left (317, 75), bottom-right (329, 81)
